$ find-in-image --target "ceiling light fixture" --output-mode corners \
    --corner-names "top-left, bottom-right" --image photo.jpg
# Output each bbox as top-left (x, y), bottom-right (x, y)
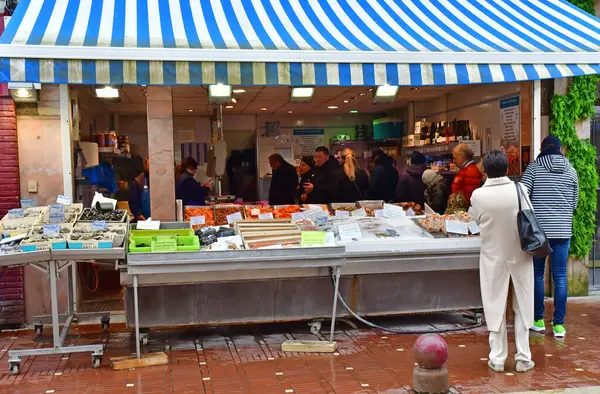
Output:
top-left (373, 85), bottom-right (399, 103)
top-left (95, 86), bottom-right (120, 99)
top-left (231, 98), bottom-right (237, 104)
top-left (288, 110), bottom-right (293, 114)
top-left (225, 105), bottom-right (234, 109)
top-left (8, 82), bottom-right (40, 103)
top-left (188, 109), bottom-right (194, 112)
top-left (291, 87), bottom-right (314, 102)
top-left (327, 106), bottom-right (338, 109)
top-left (343, 100), bottom-right (349, 103)
top-left (260, 107), bottom-right (268, 111)
top-left (208, 83), bottom-right (232, 104)
top-left (232, 89), bottom-right (246, 93)
top-left (350, 110), bottom-right (358, 114)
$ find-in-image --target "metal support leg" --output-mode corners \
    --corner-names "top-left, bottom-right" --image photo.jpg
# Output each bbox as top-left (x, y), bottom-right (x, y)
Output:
top-left (134, 274), bottom-right (141, 359)
top-left (49, 261), bottom-right (61, 347)
top-left (70, 262), bottom-right (78, 315)
top-left (329, 266), bottom-right (341, 343)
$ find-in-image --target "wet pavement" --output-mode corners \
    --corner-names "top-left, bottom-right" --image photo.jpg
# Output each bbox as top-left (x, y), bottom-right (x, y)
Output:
top-left (1, 298), bottom-right (600, 393)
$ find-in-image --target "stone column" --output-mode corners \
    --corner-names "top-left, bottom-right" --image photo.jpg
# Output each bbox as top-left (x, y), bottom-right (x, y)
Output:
top-left (146, 87), bottom-right (175, 221)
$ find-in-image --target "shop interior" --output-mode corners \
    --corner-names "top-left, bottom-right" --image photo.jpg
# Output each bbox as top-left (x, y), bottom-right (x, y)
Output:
top-left (16, 81), bottom-right (528, 314)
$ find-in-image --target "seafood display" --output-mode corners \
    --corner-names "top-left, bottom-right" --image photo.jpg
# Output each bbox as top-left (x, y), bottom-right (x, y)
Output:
top-left (273, 205), bottom-right (302, 219)
top-left (214, 205), bottom-right (244, 225)
top-left (184, 207), bottom-right (215, 229)
top-left (79, 208), bottom-right (127, 222)
top-left (394, 202), bottom-right (424, 215)
top-left (417, 211), bottom-right (472, 233)
top-left (243, 205), bottom-right (274, 220)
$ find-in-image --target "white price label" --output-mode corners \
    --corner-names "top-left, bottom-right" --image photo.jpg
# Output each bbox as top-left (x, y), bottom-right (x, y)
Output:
top-left (92, 221), bottom-right (107, 231)
top-left (304, 208), bottom-right (325, 220)
top-left (383, 203), bottom-right (405, 219)
top-left (137, 220), bottom-right (161, 230)
top-left (374, 209), bottom-right (385, 217)
top-left (20, 200), bottom-right (35, 209)
top-left (56, 195), bottom-right (71, 205)
top-left (8, 209), bottom-right (24, 219)
top-left (291, 212), bottom-right (307, 223)
top-left (190, 216), bottom-right (206, 226)
top-left (405, 208), bottom-right (416, 217)
top-left (335, 210), bottom-right (350, 217)
top-left (445, 220), bottom-right (469, 235)
top-left (338, 222), bottom-right (363, 241)
top-left (351, 208), bottom-right (367, 217)
top-left (226, 212), bottom-right (243, 224)
top-left (258, 212), bottom-right (274, 220)
top-left (251, 208), bottom-right (260, 216)
top-left (43, 225), bottom-right (60, 236)
top-left (468, 221), bottom-right (481, 235)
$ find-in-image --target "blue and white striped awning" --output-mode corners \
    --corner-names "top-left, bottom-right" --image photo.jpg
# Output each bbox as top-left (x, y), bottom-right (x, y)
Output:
top-left (2, 0), bottom-right (600, 86)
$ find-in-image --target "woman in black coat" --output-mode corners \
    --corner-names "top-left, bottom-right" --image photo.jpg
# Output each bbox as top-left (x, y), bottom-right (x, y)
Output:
top-left (338, 148), bottom-right (369, 203)
top-left (297, 156), bottom-right (314, 203)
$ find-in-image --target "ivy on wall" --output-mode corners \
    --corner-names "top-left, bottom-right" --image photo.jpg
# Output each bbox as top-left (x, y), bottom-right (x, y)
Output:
top-left (550, 0), bottom-right (599, 258)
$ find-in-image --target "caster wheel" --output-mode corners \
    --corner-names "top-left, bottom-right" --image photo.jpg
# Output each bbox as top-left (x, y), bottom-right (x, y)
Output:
top-left (9, 363), bottom-right (19, 375)
top-left (34, 325), bottom-right (43, 337)
top-left (92, 357), bottom-right (102, 369)
top-left (309, 321), bottom-right (322, 335)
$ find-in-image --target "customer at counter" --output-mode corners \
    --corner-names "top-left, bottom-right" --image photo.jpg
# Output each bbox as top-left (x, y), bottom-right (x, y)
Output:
top-left (452, 143), bottom-right (482, 205)
top-left (339, 148), bottom-right (369, 202)
top-left (422, 169), bottom-right (449, 214)
top-left (397, 151), bottom-right (427, 205)
top-left (268, 153), bottom-right (298, 205)
top-left (176, 157), bottom-right (211, 206)
top-left (128, 158), bottom-right (150, 222)
top-left (303, 146), bottom-right (342, 204)
top-left (367, 149), bottom-right (398, 202)
top-left (297, 156), bottom-right (315, 203)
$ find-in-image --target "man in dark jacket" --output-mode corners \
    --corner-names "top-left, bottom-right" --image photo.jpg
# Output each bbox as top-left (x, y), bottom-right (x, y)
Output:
top-left (397, 151), bottom-right (427, 205)
top-left (304, 146), bottom-right (342, 204)
top-left (367, 150), bottom-right (399, 202)
top-left (176, 157), bottom-right (210, 206)
top-left (268, 153), bottom-right (298, 205)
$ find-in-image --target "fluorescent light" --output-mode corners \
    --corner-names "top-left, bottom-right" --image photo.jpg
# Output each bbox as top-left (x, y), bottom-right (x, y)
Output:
top-left (225, 105), bottom-right (234, 109)
top-left (231, 98), bottom-right (237, 104)
top-left (288, 110), bottom-right (293, 114)
top-left (260, 107), bottom-right (268, 111)
top-left (375, 85), bottom-right (399, 97)
top-left (291, 87), bottom-right (314, 102)
top-left (232, 89), bottom-right (246, 93)
top-left (374, 85), bottom-right (399, 103)
top-left (350, 110), bottom-right (358, 114)
top-left (208, 84), bottom-right (232, 104)
top-left (327, 106), bottom-right (338, 109)
top-left (343, 100), bottom-right (349, 103)
top-left (188, 109), bottom-right (194, 112)
top-left (95, 86), bottom-right (119, 98)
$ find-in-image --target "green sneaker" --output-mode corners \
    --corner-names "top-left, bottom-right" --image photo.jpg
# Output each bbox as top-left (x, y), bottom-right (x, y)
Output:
top-left (553, 324), bottom-right (566, 338)
top-left (531, 319), bottom-right (545, 332)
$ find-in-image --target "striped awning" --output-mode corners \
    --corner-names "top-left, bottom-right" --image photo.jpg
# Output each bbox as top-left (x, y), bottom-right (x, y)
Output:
top-left (1, 0), bottom-right (600, 87)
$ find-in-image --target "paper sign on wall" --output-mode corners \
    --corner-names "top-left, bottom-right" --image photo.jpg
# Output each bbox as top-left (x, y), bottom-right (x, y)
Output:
top-left (338, 222), bottom-right (363, 241)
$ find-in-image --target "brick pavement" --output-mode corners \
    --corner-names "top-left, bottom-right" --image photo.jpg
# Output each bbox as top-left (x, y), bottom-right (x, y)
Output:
top-left (1, 298), bottom-right (600, 393)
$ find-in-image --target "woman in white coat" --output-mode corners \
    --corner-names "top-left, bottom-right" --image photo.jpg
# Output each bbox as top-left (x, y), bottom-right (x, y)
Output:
top-left (469, 150), bottom-right (535, 373)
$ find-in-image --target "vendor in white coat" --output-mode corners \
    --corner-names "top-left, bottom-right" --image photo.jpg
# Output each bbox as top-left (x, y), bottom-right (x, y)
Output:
top-left (469, 150), bottom-right (535, 373)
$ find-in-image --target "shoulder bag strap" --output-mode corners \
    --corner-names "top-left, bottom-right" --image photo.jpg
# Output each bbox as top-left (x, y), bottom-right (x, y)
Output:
top-left (514, 181), bottom-right (523, 213)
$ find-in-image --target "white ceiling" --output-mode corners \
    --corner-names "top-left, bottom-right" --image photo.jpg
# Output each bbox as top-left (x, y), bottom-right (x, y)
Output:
top-left (103, 84), bottom-right (467, 116)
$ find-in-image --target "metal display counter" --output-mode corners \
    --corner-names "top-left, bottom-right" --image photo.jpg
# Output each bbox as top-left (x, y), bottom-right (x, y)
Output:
top-left (121, 238), bottom-right (482, 334)
top-left (126, 246), bottom-right (346, 358)
top-left (4, 248), bottom-right (125, 375)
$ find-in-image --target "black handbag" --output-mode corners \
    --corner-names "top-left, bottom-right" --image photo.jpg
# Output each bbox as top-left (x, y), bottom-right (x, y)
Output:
top-left (515, 182), bottom-right (552, 258)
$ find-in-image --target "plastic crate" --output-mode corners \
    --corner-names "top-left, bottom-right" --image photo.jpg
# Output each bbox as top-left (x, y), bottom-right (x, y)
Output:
top-left (71, 222), bottom-right (127, 247)
top-left (0, 217), bottom-right (40, 237)
top-left (128, 236), bottom-right (154, 253)
top-left (129, 228), bottom-right (194, 238)
top-left (20, 223), bottom-right (72, 252)
top-left (77, 208), bottom-right (127, 223)
top-left (174, 235), bottom-right (200, 252)
top-left (128, 234), bottom-right (200, 253)
top-left (67, 232), bottom-right (114, 249)
top-left (41, 203), bottom-right (84, 224)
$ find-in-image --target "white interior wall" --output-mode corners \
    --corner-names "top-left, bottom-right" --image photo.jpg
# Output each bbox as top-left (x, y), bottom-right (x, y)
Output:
top-left (414, 83), bottom-right (521, 150)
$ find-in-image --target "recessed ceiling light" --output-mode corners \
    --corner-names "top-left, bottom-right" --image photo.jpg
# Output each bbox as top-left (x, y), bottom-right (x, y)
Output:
top-left (288, 110), bottom-right (293, 114)
top-left (225, 105), bottom-right (234, 109)
top-left (359, 93), bottom-right (366, 96)
top-left (368, 88), bottom-right (373, 92)
top-left (350, 110), bottom-right (358, 114)
top-left (410, 87), bottom-right (419, 91)
top-left (327, 106), bottom-right (338, 109)
top-left (231, 98), bottom-right (237, 104)
top-left (291, 87), bottom-right (314, 102)
top-left (343, 100), bottom-right (349, 103)
top-left (374, 85), bottom-right (399, 103)
top-left (188, 109), bottom-right (194, 112)
top-left (232, 89), bottom-right (246, 93)
top-left (260, 107), bottom-right (268, 111)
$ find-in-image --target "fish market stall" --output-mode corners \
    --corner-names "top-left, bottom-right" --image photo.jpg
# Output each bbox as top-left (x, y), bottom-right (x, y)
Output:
top-left (120, 203), bottom-right (482, 333)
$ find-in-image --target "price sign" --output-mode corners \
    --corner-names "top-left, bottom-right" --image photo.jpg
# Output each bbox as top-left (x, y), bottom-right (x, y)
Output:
top-left (137, 220), bottom-right (161, 230)
top-left (20, 200), bottom-right (35, 209)
top-left (8, 209), bottom-right (24, 219)
top-left (335, 210), bottom-right (350, 217)
top-left (338, 222), bottom-right (363, 241)
top-left (43, 225), bottom-right (60, 236)
top-left (374, 209), bottom-right (385, 217)
top-left (49, 207), bottom-right (65, 223)
top-left (92, 221), bottom-right (107, 231)
top-left (49, 204), bottom-right (64, 214)
top-left (258, 212), bottom-right (274, 220)
top-left (291, 212), bottom-right (306, 223)
top-left (468, 221), bottom-right (481, 235)
top-left (56, 195), bottom-right (72, 205)
top-left (226, 211), bottom-right (243, 224)
top-left (315, 212), bottom-right (329, 226)
top-left (251, 208), bottom-right (261, 216)
top-left (383, 203), bottom-right (405, 219)
top-left (351, 208), bottom-right (367, 217)
top-left (405, 208), bottom-right (416, 217)
top-left (151, 238), bottom-right (177, 253)
top-left (190, 216), bottom-right (206, 226)
top-left (304, 208), bottom-right (324, 220)
top-left (445, 220), bottom-right (469, 235)
top-left (300, 231), bottom-right (326, 247)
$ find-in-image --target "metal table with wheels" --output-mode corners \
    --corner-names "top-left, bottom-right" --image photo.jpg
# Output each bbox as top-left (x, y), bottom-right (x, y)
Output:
top-left (125, 246), bottom-right (346, 359)
top-left (5, 248), bottom-right (125, 375)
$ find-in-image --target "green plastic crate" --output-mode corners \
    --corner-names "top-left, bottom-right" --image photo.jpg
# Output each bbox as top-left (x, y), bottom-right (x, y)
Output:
top-left (174, 235), bottom-right (200, 252)
top-left (129, 228), bottom-right (194, 238)
top-left (128, 234), bottom-right (200, 253)
top-left (128, 236), bottom-right (156, 253)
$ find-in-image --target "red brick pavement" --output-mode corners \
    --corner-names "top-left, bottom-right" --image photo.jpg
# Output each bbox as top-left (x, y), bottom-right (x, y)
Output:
top-left (1, 298), bottom-right (600, 393)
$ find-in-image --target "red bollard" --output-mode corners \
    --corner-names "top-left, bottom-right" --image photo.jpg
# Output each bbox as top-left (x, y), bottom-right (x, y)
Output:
top-left (413, 334), bottom-right (449, 394)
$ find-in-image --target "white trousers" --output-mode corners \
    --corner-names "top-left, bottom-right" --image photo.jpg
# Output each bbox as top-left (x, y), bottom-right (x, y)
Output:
top-left (488, 287), bottom-right (532, 366)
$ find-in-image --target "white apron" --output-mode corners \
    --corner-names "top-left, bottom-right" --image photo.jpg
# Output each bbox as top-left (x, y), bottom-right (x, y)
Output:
top-left (469, 177), bottom-right (534, 332)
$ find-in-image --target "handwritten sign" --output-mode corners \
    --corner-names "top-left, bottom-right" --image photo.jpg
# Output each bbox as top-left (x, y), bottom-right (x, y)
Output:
top-left (304, 208), bottom-right (324, 221)
top-left (251, 208), bottom-right (260, 216)
top-left (226, 211), bottom-right (243, 224)
top-left (258, 212), bottom-right (274, 220)
top-left (92, 221), bottom-right (107, 231)
top-left (291, 212), bottom-right (307, 223)
top-left (20, 200), bottom-right (35, 209)
top-left (335, 210), bottom-right (350, 217)
top-left (56, 195), bottom-right (72, 205)
top-left (445, 220), bottom-right (469, 235)
top-left (151, 238), bottom-right (177, 253)
top-left (468, 221), bottom-right (481, 235)
top-left (43, 225), bottom-right (60, 236)
top-left (351, 208), bottom-right (367, 217)
top-left (190, 216), bottom-right (206, 226)
top-left (374, 209), bottom-right (385, 217)
top-left (338, 222), bottom-right (363, 241)
top-left (383, 203), bottom-right (405, 220)
top-left (7, 209), bottom-right (24, 219)
top-left (301, 231), bottom-right (326, 247)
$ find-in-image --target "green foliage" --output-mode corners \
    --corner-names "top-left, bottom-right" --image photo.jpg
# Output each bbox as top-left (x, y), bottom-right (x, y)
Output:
top-left (550, 74), bottom-right (600, 258)
top-left (567, 0), bottom-right (595, 15)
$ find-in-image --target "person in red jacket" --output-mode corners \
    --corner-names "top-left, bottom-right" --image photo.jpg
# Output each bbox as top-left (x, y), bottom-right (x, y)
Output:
top-left (452, 144), bottom-right (482, 205)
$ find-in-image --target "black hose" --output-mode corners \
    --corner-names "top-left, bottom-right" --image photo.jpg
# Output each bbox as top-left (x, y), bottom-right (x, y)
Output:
top-left (330, 269), bottom-right (484, 334)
